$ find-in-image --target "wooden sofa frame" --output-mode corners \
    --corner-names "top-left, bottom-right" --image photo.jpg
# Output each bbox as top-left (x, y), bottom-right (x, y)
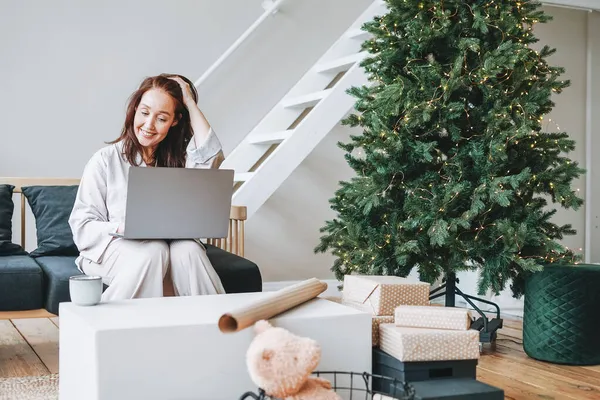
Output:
top-left (0, 177), bottom-right (247, 320)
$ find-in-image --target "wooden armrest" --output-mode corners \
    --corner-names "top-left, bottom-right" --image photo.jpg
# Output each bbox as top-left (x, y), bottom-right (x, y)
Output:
top-left (229, 205), bottom-right (247, 221)
top-left (209, 205), bottom-right (246, 257)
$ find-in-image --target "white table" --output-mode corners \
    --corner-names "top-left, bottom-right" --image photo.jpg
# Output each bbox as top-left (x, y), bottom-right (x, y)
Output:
top-left (59, 293), bottom-right (372, 400)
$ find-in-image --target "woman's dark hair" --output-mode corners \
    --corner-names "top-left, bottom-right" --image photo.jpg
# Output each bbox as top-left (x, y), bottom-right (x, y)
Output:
top-left (109, 73), bottom-right (198, 168)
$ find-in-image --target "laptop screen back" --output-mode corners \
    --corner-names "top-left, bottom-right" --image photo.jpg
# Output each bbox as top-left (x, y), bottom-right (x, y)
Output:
top-left (123, 167), bottom-right (234, 239)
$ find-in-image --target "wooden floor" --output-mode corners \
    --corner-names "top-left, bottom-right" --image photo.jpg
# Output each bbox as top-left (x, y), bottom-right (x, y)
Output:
top-left (1, 317), bottom-right (599, 399)
top-left (0, 317), bottom-right (59, 377)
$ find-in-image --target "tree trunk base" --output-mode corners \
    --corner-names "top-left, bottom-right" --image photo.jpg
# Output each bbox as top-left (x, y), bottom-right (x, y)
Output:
top-left (429, 273), bottom-right (503, 344)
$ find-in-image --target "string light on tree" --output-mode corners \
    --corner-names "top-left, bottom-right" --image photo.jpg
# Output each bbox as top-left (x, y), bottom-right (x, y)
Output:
top-left (315, 0), bottom-right (585, 299)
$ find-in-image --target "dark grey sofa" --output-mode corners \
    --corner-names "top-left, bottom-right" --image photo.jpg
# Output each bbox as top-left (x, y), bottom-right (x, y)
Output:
top-left (0, 183), bottom-right (262, 315)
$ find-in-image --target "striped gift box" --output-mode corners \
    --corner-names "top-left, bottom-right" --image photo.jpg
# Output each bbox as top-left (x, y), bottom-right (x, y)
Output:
top-left (394, 305), bottom-right (472, 331)
top-left (379, 324), bottom-right (480, 362)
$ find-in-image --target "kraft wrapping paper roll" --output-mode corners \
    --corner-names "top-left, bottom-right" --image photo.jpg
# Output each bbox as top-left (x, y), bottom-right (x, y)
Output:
top-left (218, 278), bottom-right (328, 333)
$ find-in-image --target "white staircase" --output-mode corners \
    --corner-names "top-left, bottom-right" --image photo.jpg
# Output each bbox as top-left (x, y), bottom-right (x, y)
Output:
top-left (221, 0), bottom-right (387, 219)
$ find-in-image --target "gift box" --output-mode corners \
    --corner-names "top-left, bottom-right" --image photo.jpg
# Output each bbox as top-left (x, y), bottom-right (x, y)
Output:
top-left (395, 305), bottom-right (472, 331)
top-left (342, 275), bottom-right (430, 316)
top-left (411, 379), bottom-right (504, 399)
top-left (376, 379), bottom-right (504, 400)
top-left (379, 324), bottom-right (480, 362)
top-left (372, 315), bottom-right (395, 347)
top-left (372, 347), bottom-right (477, 384)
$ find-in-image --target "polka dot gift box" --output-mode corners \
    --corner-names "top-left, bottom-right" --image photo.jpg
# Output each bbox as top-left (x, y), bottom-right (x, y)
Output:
top-left (395, 305), bottom-right (472, 331)
top-left (341, 275), bottom-right (430, 316)
top-left (379, 324), bottom-right (480, 362)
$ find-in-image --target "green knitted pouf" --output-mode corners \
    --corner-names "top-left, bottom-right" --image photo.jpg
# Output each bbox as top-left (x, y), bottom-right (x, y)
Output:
top-left (523, 264), bottom-right (600, 365)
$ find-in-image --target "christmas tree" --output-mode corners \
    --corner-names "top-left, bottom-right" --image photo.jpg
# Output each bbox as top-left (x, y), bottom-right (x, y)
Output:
top-left (315, 0), bottom-right (585, 298)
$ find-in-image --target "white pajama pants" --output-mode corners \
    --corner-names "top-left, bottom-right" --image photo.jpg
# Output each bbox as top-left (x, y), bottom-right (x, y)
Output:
top-left (79, 239), bottom-right (226, 301)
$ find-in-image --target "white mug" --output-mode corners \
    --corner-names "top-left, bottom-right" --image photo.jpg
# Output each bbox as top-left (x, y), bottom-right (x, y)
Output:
top-left (69, 275), bottom-right (103, 306)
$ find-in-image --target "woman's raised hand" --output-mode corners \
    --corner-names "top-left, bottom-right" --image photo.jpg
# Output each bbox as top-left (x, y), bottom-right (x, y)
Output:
top-left (168, 76), bottom-right (196, 108)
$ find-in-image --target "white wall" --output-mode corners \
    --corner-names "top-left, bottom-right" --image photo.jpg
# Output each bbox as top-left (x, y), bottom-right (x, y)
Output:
top-left (0, 0), bottom-right (261, 176)
top-left (587, 11), bottom-right (600, 261)
top-left (531, 6), bottom-right (588, 255)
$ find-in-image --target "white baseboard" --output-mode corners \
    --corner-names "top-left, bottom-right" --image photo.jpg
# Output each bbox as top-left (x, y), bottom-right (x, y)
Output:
top-left (431, 297), bottom-right (523, 319)
top-left (262, 279), bottom-right (342, 298)
top-left (263, 279), bottom-right (523, 319)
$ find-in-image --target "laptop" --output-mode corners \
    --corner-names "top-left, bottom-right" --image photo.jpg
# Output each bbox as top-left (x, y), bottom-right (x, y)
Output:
top-left (110, 167), bottom-right (234, 239)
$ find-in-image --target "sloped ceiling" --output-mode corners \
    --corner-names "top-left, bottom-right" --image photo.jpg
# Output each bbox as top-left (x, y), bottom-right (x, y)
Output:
top-left (543, 0), bottom-right (600, 11)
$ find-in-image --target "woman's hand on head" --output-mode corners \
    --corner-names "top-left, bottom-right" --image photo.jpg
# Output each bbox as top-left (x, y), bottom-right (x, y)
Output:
top-left (168, 76), bottom-right (196, 109)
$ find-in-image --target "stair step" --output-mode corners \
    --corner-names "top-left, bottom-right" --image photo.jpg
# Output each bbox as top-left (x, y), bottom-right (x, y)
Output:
top-left (248, 130), bottom-right (294, 145)
top-left (222, 0), bottom-right (385, 219)
top-left (346, 28), bottom-right (371, 40)
top-left (315, 51), bottom-right (368, 74)
top-left (281, 89), bottom-right (332, 109)
top-left (234, 172), bottom-right (255, 182)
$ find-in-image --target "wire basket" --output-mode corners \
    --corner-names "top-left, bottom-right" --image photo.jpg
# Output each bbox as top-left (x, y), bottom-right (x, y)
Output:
top-left (238, 371), bottom-right (416, 400)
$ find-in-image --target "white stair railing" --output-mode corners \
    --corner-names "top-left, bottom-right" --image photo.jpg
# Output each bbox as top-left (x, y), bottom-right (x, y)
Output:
top-left (221, 0), bottom-right (387, 219)
top-left (194, 0), bottom-right (285, 88)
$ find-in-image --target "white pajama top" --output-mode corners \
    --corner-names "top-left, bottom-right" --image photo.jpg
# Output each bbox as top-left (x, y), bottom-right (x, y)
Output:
top-left (68, 128), bottom-right (223, 265)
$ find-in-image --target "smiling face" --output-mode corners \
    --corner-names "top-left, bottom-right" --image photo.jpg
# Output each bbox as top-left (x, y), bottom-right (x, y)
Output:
top-left (133, 88), bottom-right (179, 156)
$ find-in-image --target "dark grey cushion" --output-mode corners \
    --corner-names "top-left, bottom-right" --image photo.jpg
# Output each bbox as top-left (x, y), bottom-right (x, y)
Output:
top-left (34, 256), bottom-right (82, 315)
top-left (206, 244), bottom-right (262, 293)
top-left (38, 248), bottom-right (261, 314)
top-left (0, 184), bottom-right (27, 256)
top-left (0, 255), bottom-right (43, 311)
top-left (21, 185), bottom-right (79, 257)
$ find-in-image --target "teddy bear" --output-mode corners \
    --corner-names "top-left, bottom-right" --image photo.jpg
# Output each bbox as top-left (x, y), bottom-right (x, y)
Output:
top-left (245, 319), bottom-right (342, 400)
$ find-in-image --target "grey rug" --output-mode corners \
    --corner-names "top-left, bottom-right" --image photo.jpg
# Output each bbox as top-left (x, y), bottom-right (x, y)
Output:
top-left (0, 374), bottom-right (58, 400)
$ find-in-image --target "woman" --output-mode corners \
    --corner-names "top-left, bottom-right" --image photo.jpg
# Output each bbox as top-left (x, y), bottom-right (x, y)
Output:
top-left (68, 74), bottom-right (226, 301)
